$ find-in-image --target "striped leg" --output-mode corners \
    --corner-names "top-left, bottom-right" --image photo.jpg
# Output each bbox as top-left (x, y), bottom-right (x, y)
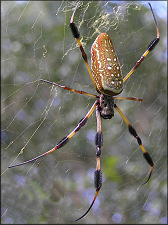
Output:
top-left (114, 103), bottom-right (154, 185)
top-left (123, 3), bottom-right (160, 83)
top-left (39, 79), bottom-right (98, 98)
top-left (8, 100), bottom-right (98, 169)
top-left (69, 2), bottom-right (97, 90)
top-left (75, 103), bottom-right (103, 221)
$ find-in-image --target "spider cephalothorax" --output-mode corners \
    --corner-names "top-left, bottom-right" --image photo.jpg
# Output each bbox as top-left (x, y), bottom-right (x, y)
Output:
top-left (99, 94), bottom-right (114, 119)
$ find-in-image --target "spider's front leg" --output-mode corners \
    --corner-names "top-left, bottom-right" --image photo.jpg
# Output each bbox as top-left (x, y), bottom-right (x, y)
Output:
top-left (8, 100), bottom-right (98, 168)
top-left (114, 104), bottom-right (154, 185)
top-left (75, 102), bottom-right (103, 221)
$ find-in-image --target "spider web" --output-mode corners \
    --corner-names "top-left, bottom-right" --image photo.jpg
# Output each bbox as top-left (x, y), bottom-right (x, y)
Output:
top-left (1, 1), bottom-right (167, 224)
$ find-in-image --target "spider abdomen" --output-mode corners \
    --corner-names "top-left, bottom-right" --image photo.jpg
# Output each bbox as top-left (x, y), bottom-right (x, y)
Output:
top-left (91, 33), bottom-right (123, 96)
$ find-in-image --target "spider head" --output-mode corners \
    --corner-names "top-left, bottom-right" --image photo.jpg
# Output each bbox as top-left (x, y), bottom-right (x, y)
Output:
top-left (99, 94), bottom-right (114, 119)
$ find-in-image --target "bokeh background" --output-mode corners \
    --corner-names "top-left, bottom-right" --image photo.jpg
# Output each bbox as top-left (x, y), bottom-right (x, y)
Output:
top-left (1, 1), bottom-right (167, 224)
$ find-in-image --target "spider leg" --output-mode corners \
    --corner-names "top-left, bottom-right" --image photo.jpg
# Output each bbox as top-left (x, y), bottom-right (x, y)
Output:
top-left (75, 103), bottom-right (103, 221)
top-left (39, 79), bottom-right (98, 98)
top-left (114, 103), bottom-right (154, 185)
top-left (8, 100), bottom-right (98, 169)
top-left (123, 3), bottom-right (160, 83)
top-left (113, 97), bottom-right (142, 102)
top-left (69, 2), bottom-right (98, 90)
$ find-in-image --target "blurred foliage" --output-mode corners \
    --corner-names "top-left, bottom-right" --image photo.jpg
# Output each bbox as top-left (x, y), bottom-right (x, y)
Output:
top-left (102, 156), bottom-right (122, 182)
top-left (1, 1), bottom-right (167, 224)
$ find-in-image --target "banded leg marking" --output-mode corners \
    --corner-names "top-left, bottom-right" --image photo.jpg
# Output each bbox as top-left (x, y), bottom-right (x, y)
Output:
top-left (123, 3), bottom-right (160, 83)
top-left (114, 103), bottom-right (154, 184)
top-left (69, 2), bottom-right (97, 89)
top-left (75, 103), bottom-right (103, 221)
top-left (8, 100), bottom-right (98, 169)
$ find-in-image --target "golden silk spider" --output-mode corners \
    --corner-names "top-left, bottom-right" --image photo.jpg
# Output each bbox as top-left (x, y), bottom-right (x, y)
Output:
top-left (9, 2), bottom-right (160, 221)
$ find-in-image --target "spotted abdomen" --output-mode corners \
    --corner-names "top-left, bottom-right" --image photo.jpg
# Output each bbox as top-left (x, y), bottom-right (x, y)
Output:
top-left (91, 33), bottom-right (123, 96)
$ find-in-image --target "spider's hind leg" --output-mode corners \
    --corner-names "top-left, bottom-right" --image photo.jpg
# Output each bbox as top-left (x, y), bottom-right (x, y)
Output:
top-left (69, 2), bottom-right (97, 89)
top-left (123, 3), bottom-right (160, 83)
